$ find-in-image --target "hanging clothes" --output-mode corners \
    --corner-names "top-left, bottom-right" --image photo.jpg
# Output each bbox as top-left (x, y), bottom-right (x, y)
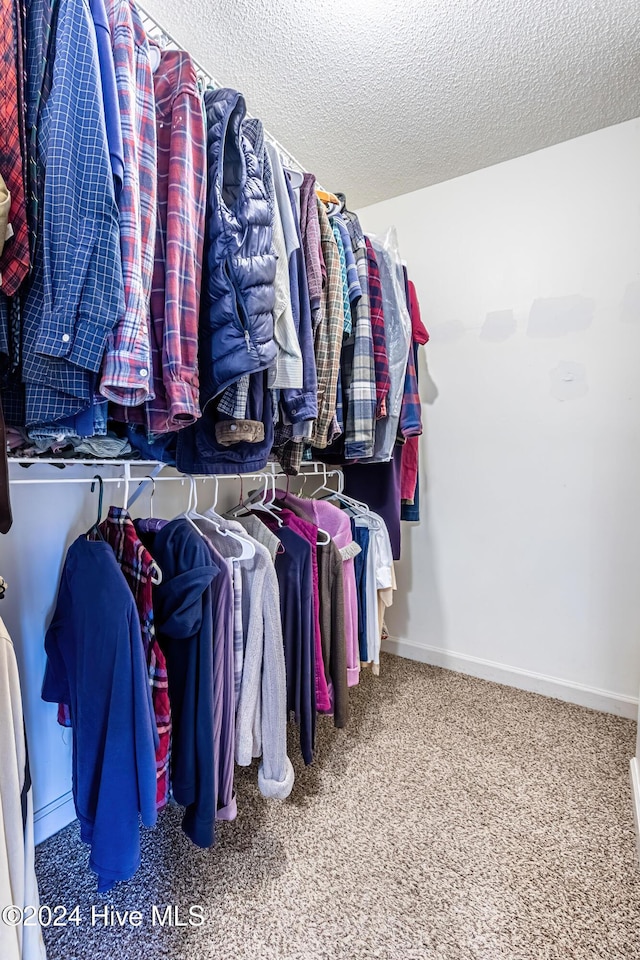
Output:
top-left (0, 0), bottom-right (30, 297)
top-left (255, 515), bottom-right (316, 765)
top-left (0, 618), bottom-right (47, 960)
top-left (401, 279), bottom-right (429, 520)
top-left (278, 491), bottom-right (361, 687)
top-left (99, 0), bottom-right (157, 406)
top-left (98, 507), bottom-right (172, 809)
top-left (41, 537), bottom-right (158, 891)
top-left (113, 49), bottom-right (206, 434)
top-left (195, 511), bottom-right (295, 800)
top-left (21, 0), bottom-right (125, 434)
top-left (135, 518), bottom-right (218, 848)
top-left (316, 537), bottom-right (349, 727)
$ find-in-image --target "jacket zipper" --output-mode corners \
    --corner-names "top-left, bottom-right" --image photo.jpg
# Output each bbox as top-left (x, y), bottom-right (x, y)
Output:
top-left (223, 260), bottom-right (252, 353)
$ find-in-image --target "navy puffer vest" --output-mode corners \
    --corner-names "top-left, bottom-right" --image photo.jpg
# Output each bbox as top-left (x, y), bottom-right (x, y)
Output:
top-left (199, 88), bottom-right (277, 407)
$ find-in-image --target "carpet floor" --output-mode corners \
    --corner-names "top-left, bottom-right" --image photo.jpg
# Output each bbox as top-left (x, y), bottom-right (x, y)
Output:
top-left (35, 653), bottom-right (640, 960)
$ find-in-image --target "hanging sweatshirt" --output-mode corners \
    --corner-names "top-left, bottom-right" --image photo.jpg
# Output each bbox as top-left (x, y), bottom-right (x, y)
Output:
top-left (199, 512), bottom-right (294, 801)
top-left (135, 519), bottom-right (218, 848)
top-left (41, 538), bottom-right (158, 892)
top-left (258, 518), bottom-right (316, 765)
top-left (277, 492), bottom-right (361, 687)
top-left (1, 621), bottom-right (47, 960)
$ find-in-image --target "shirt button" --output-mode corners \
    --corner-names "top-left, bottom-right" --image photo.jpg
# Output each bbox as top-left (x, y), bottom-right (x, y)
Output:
top-left (139, 368), bottom-right (148, 378)
top-left (229, 423), bottom-right (238, 432)
top-left (61, 334), bottom-right (70, 343)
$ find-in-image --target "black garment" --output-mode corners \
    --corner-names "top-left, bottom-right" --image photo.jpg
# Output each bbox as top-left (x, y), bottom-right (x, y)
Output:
top-left (316, 538), bottom-right (348, 729)
top-left (265, 522), bottom-right (316, 764)
top-left (343, 442), bottom-right (403, 560)
top-left (135, 518), bottom-right (218, 848)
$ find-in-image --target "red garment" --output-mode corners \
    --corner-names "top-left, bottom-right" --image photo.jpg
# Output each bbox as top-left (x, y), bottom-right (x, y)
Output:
top-left (400, 281), bottom-right (429, 503)
top-left (115, 50), bottom-right (207, 433)
top-left (0, 0), bottom-right (30, 295)
top-left (365, 237), bottom-right (391, 419)
top-left (99, 0), bottom-right (158, 405)
top-left (102, 508), bottom-right (171, 810)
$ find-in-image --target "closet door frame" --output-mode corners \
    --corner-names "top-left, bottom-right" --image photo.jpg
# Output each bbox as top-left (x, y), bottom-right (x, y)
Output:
top-left (631, 696), bottom-right (640, 865)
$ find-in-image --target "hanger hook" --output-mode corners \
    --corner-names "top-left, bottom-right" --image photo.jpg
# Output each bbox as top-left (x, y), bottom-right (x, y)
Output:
top-left (90, 475), bottom-right (104, 526)
top-left (146, 475), bottom-right (156, 517)
top-left (213, 475), bottom-right (219, 511)
top-left (187, 475), bottom-right (197, 513)
top-left (261, 473), bottom-right (269, 506)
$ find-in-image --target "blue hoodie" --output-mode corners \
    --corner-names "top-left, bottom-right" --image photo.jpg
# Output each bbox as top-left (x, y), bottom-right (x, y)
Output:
top-left (135, 519), bottom-right (218, 848)
top-left (42, 537), bottom-right (158, 892)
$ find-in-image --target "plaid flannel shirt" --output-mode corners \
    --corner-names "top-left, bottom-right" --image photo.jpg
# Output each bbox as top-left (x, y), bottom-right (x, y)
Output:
top-left (311, 200), bottom-right (344, 449)
top-left (399, 274), bottom-right (428, 439)
top-left (99, 0), bottom-right (157, 406)
top-left (331, 219), bottom-right (352, 336)
top-left (21, 0), bottom-right (125, 427)
top-left (365, 237), bottom-right (391, 420)
top-left (344, 239), bottom-right (376, 460)
top-left (299, 174), bottom-right (323, 321)
top-left (114, 50), bottom-right (206, 433)
top-left (0, 0), bottom-right (30, 296)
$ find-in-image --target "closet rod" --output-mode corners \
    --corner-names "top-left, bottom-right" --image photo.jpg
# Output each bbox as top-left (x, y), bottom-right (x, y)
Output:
top-left (8, 470), bottom-right (341, 486)
top-left (137, 4), bottom-right (326, 190)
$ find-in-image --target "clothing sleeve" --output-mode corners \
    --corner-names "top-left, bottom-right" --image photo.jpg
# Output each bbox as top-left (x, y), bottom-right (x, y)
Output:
top-left (279, 228), bottom-right (318, 425)
top-left (41, 568), bottom-right (72, 707)
top-left (267, 160), bottom-right (302, 391)
top-left (311, 201), bottom-right (345, 449)
top-left (235, 564), bottom-right (266, 767)
top-left (99, 11), bottom-right (157, 406)
top-left (257, 564), bottom-right (295, 799)
top-left (298, 549), bottom-right (316, 763)
top-left (344, 243), bottom-right (376, 460)
top-left (34, 0), bottom-right (125, 374)
top-left (161, 87), bottom-right (207, 425)
top-left (89, 602), bottom-right (157, 892)
top-left (330, 551), bottom-right (349, 728)
top-left (365, 238), bottom-right (391, 420)
top-left (399, 340), bottom-right (422, 439)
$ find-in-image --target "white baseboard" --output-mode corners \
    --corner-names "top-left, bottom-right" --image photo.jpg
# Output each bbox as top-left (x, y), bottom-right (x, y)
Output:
top-left (382, 636), bottom-right (639, 719)
top-left (631, 758), bottom-right (640, 867)
top-left (33, 791), bottom-right (76, 846)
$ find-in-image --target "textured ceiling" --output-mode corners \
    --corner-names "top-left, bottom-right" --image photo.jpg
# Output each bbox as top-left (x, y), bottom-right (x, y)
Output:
top-left (142, 0), bottom-right (640, 208)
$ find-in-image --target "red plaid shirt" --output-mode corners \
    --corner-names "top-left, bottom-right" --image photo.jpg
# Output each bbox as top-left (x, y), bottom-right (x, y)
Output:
top-left (365, 237), bottom-right (390, 419)
top-left (99, 0), bottom-right (157, 406)
top-left (57, 508), bottom-right (172, 811)
top-left (0, 0), bottom-right (30, 295)
top-left (115, 49), bottom-right (206, 434)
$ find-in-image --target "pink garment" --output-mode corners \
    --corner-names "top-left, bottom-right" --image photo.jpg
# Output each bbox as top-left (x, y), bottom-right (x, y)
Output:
top-left (279, 492), bottom-right (361, 687)
top-left (401, 438), bottom-right (419, 501)
top-left (401, 281), bottom-right (429, 503)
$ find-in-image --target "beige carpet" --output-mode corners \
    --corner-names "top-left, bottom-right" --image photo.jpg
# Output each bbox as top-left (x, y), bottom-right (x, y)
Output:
top-left (35, 653), bottom-right (640, 960)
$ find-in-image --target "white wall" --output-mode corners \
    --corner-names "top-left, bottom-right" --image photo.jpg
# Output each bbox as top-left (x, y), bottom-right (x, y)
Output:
top-left (359, 118), bottom-right (640, 718)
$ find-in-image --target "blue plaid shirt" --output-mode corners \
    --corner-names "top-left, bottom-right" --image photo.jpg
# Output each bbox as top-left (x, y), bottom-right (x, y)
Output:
top-left (21, 0), bottom-right (124, 428)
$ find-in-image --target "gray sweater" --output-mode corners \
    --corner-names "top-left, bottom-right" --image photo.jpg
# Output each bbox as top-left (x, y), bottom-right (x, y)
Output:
top-left (204, 512), bottom-right (294, 800)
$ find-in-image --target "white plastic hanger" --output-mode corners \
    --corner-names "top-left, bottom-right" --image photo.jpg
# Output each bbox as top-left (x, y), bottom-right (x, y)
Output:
top-left (306, 464), bottom-right (371, 515)
top-left (250, 474), bottom-right (284, 527)
top-left (273, 470), bottom-right (332, 546)
top-left (144, 477), bottom-right (163, 585)
top-left (202, 476), bottom-right (256, 560)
